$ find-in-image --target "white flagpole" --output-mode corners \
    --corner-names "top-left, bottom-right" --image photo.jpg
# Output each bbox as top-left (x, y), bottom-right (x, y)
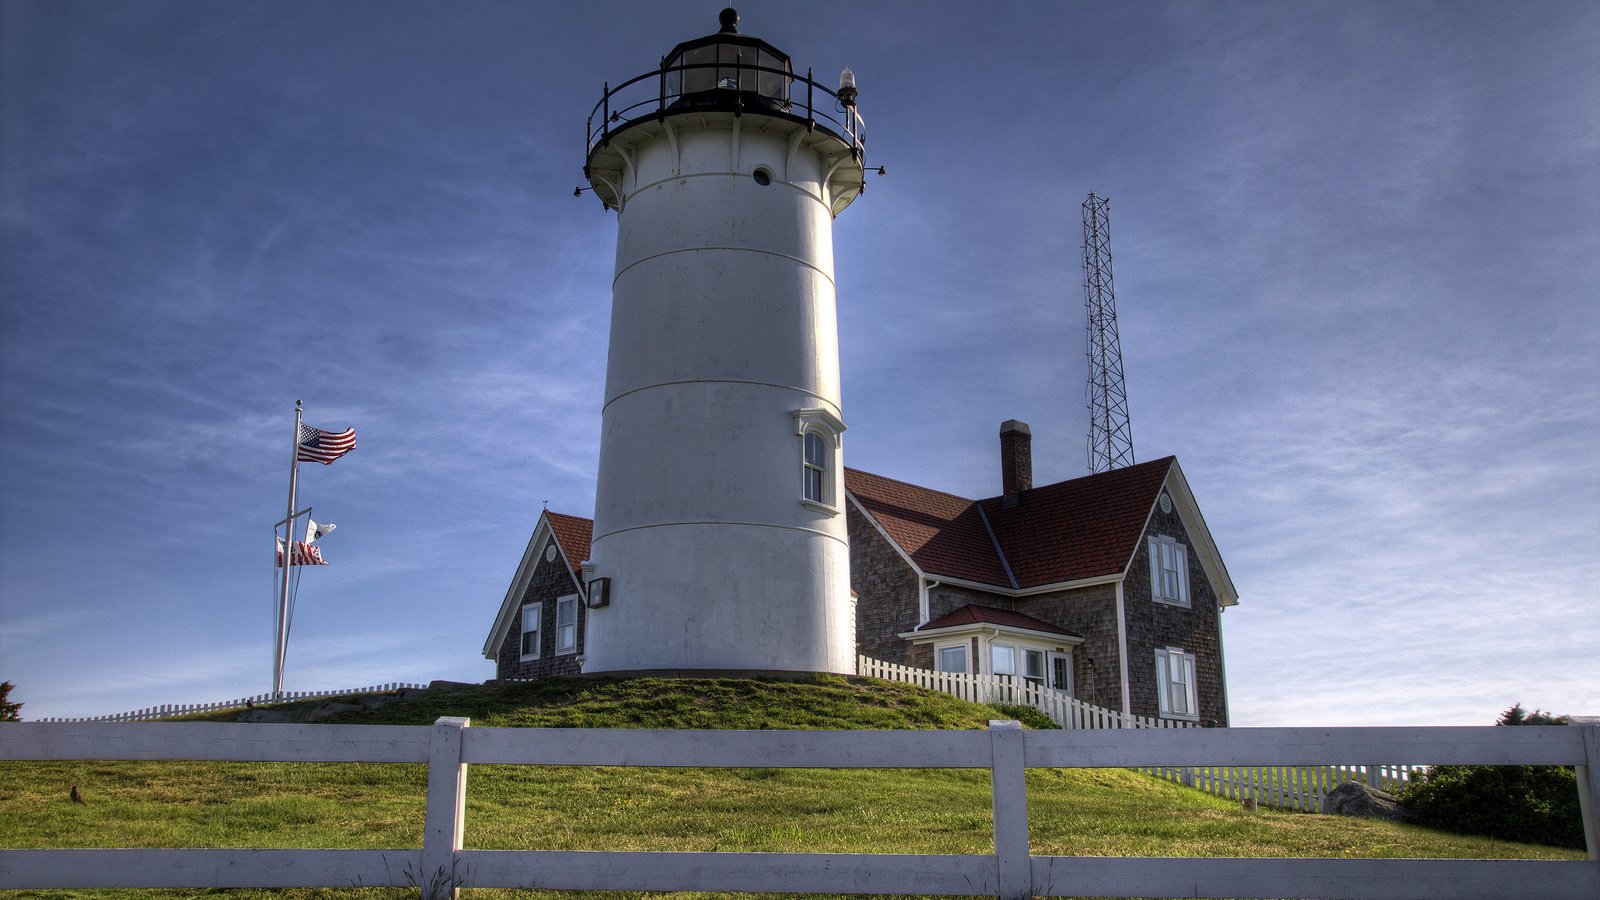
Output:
top-left (274, 400), bottom-right (304, 698)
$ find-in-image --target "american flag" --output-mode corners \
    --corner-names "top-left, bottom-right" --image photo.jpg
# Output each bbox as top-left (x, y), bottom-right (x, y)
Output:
top-left (275, 539), bottom-right (328, 567)
top-left (297, 423), bottom-right (356, 465)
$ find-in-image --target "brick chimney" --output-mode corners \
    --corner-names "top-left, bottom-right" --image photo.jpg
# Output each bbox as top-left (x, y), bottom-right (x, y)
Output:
top-left (1000, 419), bottom-right (1032, 507)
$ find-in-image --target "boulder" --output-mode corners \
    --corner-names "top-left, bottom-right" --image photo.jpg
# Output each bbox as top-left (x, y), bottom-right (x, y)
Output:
top-left (236, 709), bottom-right (300, 723)
top-left (304, 702), bottom-right (365, 722)
top-left (1322, 780), bottom-right (1409, 823)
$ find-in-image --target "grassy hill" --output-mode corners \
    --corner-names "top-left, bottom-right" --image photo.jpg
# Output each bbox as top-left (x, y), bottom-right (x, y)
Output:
top-left (1, 674), bottom-right (1583, 900)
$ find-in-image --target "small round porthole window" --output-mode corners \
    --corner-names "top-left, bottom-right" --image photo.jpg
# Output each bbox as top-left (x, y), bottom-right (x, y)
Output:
top-left (752, 167), bottom-right (773, 186)
top-left (545, 543), bottom-right (558, 563)
top-left (1159, 493), bottom-right (1172, 514)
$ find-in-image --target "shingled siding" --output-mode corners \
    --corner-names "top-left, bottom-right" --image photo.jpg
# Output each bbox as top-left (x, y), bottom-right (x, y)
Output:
top-left (1122, 495), bottom-right (1228, 725)
top-left (1018, 582), bottom-right (1122, 712)
top-left (848, 503), bottom-right (923, 666)
top-left (927, 583), bottom-right (1015, 621)
top-left (495, 538), bottom-right (585, 680)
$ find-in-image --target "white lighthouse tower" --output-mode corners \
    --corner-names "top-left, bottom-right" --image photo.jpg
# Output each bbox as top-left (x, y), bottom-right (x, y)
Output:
top-left (579, 9), bottom-right (866, 674)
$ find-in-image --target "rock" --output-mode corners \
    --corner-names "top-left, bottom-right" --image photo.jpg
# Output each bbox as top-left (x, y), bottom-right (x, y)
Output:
top-left (427, 680), bottom-right (477, 692)
top-left (236, 709), bottom-right (300, 723)
top-left (1322, 780), bottom-right (1409, 822)
top-left (304, 702), bottom-right (365, 722)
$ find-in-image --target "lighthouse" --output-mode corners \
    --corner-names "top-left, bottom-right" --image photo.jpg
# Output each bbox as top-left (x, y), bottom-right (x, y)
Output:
top-left (579, 9), bottom-right (866, 674)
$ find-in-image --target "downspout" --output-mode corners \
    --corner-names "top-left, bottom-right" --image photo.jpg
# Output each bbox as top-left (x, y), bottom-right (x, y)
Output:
top-left (918, 579), bottom-right (940, 627)
top-left (1115, 580), bottom-right (1131, 718)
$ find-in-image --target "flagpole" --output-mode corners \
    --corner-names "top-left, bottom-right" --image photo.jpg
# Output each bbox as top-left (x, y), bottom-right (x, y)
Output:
top-left (275, 400), bottom-right (303, 698)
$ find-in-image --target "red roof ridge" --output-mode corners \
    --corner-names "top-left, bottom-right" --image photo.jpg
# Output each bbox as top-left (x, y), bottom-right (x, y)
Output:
top-left (844, 467), bottom-right (975, 506)
top-left (543, 510), bottom-right (594, 575)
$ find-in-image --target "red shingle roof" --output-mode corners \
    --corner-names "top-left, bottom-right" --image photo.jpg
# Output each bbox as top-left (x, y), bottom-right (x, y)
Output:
top-left (982, 456), bottom-right (1174, 588)
top-left (843, 468), bottom-right (1010, 586)
top-left (845, 457), bottom-right (1174, 589)
top-left (539, 456), bottom-right (1172, 590)
top-left (545, 511), bottom-right (593, 575)
top-left (919, 604), bottom-right (1082, 637)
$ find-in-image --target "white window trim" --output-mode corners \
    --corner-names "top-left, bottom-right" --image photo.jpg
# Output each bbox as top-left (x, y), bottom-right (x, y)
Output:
top-left (518, 601), bottom-right (542, 661)
top-left (1021, 647), bottom-right (1047, 687)
top-left (790, 407), bottom-right (846, 514)
top-left (1148, 534), bottom-right (1191, 607)
top-left (1155, 646), bottom-right (1199, 721)
top-left (990, 642), bottom-right (1018, 677)
top-left (934, 640), bottom-right (970, 675)
top-left (554, 594), bottom-right (579, 655)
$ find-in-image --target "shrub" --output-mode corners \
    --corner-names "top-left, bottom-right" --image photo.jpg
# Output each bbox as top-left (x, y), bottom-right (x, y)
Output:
top-left (1393, 703), bottom-right (1583, 849)
top-left (989, 703), bottom-right (1060, 730)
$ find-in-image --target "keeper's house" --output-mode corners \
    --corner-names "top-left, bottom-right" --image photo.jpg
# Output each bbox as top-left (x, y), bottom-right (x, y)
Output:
top-left (483, 419), bottom-right (1238, 726)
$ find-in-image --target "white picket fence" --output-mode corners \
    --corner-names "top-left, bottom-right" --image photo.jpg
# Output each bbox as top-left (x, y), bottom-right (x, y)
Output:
top-left (858, 655), bottom-right (1427, 812)
top-left (29, 682), bottom-right (428, 723)
top-left (1144, 762), bottom-right (1425, 812)
top-left (2, 719), bottom-right (1596, 898)
top-left (858, 654), bottom-right (1191, 730)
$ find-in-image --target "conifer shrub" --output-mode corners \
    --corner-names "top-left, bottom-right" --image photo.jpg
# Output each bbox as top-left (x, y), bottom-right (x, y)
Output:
top-left (1394, 704), bottom-right (1584, 850)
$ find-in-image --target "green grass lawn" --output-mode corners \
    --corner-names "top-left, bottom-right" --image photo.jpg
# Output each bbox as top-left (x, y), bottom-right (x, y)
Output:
top-left (0, 675), bottom-right (1584, 900)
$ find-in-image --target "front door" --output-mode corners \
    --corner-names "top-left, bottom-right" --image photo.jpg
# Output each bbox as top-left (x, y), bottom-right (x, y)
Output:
top-left (1048, 651), bottom-right (1073, 696)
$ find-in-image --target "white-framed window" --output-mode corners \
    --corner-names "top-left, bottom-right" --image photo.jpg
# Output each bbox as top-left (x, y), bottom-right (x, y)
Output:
top-left (1148, 535), bottom-right (1190, 607)
top-left (555, 595), bottom-right (578, 654)
top-left (935, 642), bottom-right (969, 674)
top-left (519, 602), bottom-right (542, 661)
top-left (991, 643), bottom-right (1017, 677)
top-left (803, 430), bottom-right (827, 503)
top-left (790, 408), bottom-right (846, 512)
top-left (1155, 647), bottom-right (1199, 720)
top-left (1022, 649), bottom-right (1046, 687)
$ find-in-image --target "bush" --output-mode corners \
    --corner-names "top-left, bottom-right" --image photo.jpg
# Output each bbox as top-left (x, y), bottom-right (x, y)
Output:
top-left (1393, 704), bottom-right (1583, 850)
top-left (988, 703), bottom-right (1060, 730)
top-left (1396, 764), bottom-right (1583, 849)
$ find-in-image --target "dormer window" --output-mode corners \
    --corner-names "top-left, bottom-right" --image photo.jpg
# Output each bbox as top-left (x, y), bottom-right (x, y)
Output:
top-left (790, 407), bottom-right (846, 513)
top-left (803, 431), bottom-right (826, 503)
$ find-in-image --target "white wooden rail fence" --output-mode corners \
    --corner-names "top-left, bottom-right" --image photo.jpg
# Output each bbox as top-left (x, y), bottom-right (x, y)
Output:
top-left (859, 655), bottom-right (1424, 812)
top-left (2, 720), bottom-right (1597, 899)
top-left (29, 682), bottom-right (429, 723)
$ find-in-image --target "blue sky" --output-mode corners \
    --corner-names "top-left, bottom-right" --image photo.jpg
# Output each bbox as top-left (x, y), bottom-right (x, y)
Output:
top-left (2, 0), bottom-right (1596, 725)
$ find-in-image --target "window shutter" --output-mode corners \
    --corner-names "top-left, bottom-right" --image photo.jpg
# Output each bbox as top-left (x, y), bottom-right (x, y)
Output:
top-left (1148, 537), bottom-right (1161, 601)
top-left (1176, 542), bottom-right (1190, 603)
top-left (1182, 653), bottom-right (1198, 717)
top-left (1155, 649), bottom-right (1171, 715)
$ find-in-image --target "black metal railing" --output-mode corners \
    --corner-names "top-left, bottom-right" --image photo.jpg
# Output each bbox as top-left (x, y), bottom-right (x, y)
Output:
top-left (585, 59), bottom-right (865, 169)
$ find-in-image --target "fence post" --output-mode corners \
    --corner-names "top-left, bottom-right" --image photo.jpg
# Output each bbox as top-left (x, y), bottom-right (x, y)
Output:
top-left (421, 716), bottom-right (470, 899)
top-left (988, 720), bottom-right (1031, 900)
top-left (1578, 725), bottom-right (1599, 862)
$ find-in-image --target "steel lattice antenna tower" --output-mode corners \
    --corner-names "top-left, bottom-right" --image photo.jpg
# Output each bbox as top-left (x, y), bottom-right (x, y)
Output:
top-left (1082, 192), bottom-right (1135, 473)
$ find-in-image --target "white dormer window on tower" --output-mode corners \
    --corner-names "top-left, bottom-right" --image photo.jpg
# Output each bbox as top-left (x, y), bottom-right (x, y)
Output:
top-left (790, 408), bottom-right (846, 513)
top-left (803, 432), bottom-right (826, 502)
top-left (1148, 534), bottom-right (1190, 607)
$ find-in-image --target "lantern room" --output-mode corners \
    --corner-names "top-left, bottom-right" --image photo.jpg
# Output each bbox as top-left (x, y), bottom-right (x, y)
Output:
top-left (665, 8), bottom-right (793, 110)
